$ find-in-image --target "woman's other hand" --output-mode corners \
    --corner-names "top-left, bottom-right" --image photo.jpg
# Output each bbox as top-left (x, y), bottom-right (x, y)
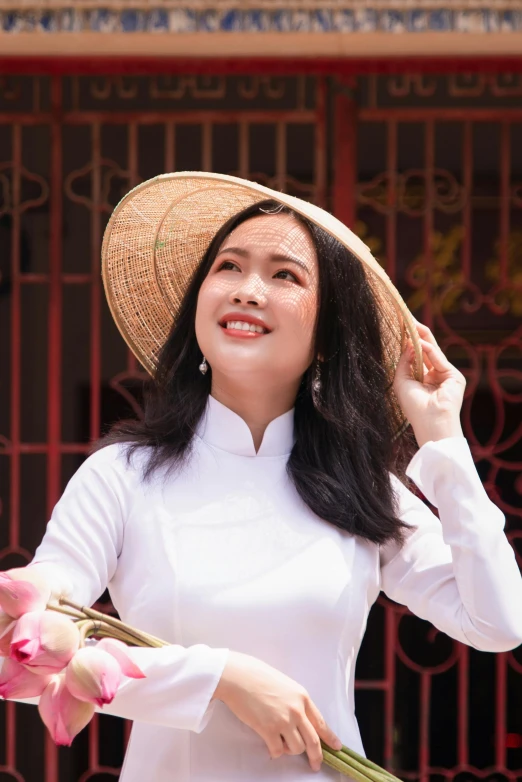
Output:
top-left (392, 319), bottom-right (466, 448)
top-left (212, 650), bottom-right (342, 772)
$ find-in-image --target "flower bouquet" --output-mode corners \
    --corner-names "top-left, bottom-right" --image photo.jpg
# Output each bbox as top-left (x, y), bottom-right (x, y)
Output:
top-left (0, 568), bottom-right (402, 782)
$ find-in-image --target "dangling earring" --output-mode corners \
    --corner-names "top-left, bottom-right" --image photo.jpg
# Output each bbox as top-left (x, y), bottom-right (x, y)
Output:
top-left (199, 356), bottom-right (208, 375)
top-left (311, 359), bottom-right (321, 401)
top-left (312, 362), bottom-right (321, 393)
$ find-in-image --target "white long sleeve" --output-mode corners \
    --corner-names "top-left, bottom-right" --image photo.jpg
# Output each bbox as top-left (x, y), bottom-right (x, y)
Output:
top-left (28, 446), bottom-right (229, 734)
top-left (380, 435), bottom-right (522, 653)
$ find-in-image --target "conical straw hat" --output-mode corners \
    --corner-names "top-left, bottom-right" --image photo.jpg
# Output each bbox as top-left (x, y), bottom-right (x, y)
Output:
top-left (101, 171), bottom-right (422, 439)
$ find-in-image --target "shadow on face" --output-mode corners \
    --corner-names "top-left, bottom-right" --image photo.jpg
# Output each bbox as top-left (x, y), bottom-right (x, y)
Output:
top-left (195, 212), bottom-right (320, 393)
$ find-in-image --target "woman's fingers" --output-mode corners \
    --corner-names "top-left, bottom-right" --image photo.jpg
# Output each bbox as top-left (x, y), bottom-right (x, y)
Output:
top-left (281, 725), bottom-right (306, 756)
top-left (405, 337), bottom-right (430, 374)
top-left (262, 730), bottom-right (285, 761)
top-left (411, 319), bottom-right (442, 371)
top-left (265, 701), bottom-right (341, 772)
top-left (413, 319), bottom-right (466, 384)
top-left (304, 697), bottom-right (343, 758)
top-left (418, 337), bottom-right (454, 374)
top-left (215, 650), bottom-right (342, 772)
top-left (292, 714), bottom-right (324, 771)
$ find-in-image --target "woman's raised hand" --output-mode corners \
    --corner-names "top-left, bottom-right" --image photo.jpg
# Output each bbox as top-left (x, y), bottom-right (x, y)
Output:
top-left (212, 650), bottom-right (343, 772)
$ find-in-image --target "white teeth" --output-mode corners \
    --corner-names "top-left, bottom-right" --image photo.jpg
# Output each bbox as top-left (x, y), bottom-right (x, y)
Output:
top-left (225, 321), bottom-right (266, 334)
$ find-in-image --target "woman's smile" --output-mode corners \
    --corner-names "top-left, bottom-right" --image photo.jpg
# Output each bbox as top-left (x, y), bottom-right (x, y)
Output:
top-left (218, 312), bottom-right (272, 339)
top-left (220, 324), bottom-right (268, 339)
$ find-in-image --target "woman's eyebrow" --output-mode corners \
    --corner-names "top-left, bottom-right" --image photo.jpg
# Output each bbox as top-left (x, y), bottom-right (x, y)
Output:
top-left (216, 246), bottom-right (310, 275)
top-left (270, 254), bottom-right (310, 275)
top-left (216, 246), bottom-right (249, 258)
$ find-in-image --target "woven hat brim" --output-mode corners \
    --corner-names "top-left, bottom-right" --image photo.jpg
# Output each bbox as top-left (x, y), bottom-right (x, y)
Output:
top-left (101, 171), bottom-right (423, 437)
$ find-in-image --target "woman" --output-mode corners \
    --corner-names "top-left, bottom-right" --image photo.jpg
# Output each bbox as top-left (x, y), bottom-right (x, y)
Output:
top-left (20, 173), bottom-right (522, 781)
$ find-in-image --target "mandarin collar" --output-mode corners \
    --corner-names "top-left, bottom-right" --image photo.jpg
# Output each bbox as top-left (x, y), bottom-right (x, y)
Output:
top-left (195, 394), bottom-right (295, 457)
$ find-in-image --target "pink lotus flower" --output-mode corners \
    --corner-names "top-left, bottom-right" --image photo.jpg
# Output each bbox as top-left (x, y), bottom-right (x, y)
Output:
top-left (96, 638), bottom-right (145, 680)
top-left (0, 657), bottom-right (51, 699)
top-left (10, 611), bottom-right (80, 674)
top-left (0, 610), bottom-right (16, 657)
top-left (0, 568), bottom-right (51, 619)
top-left (65, 646), bottom-right (122, 707)
top-left (65, 640), bottom-right (145, 708)
top-left (38, 673), bottom-right (94, 746)
top-left (0, 626), bottom-right (15, 657)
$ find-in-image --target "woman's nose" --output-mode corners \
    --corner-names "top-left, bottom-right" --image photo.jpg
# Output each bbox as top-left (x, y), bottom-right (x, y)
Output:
top-left (229, 275), bottom-right (267, 307)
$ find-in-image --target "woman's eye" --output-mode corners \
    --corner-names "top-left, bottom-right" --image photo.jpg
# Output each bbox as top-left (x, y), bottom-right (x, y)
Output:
top-left (274, 269), bottom-right (299, 282)
top-left (217, 260), bottom-right (240, 271)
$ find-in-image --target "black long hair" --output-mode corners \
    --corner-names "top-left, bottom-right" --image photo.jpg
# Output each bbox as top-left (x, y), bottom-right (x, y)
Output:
top-left (93, 199), bottom-right (419, 548)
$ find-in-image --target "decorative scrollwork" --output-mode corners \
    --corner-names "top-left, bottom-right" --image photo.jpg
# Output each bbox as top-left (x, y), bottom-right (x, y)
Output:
top-left (448, 73), bottom-right (488, 97)
top-left (237, 76), bottom-right (287, 100)
top-left (109, 371), bottom-right (148, 420)
top-left (149, 75), bottom-right (226, 100)
top-left (0, 163), bottom-right (49, 217)
top-left (64, 159), bottom-right (135, 212)
top-left (387, 74), bottom-right (437, 98)
top-left (357, 170), bottom-right (467, 216)
top-left (394, 610), bottom-right (462, 676)
top-left (485, 231), bottom-right (522, 318)
top-left (449, 73), bottom-right (522, 98)
top-left (489, 73), bottom-right (522, 97)
top-left (0, 766), bottom-right (25, 782)
top-left (365, 72), bottom-right (522, 109)
top-left (404, 227), bottom-right (522, 322)
top-left (89, 76), bottom-right (140, 100)
top-left (0, 547), bottom-right (37, 568)
top-left (404, 225), bottom-right (467, 314)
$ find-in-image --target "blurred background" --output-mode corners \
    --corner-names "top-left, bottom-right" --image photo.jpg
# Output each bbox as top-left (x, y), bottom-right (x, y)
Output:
top-left (0, 1), bottom-right (522, 780)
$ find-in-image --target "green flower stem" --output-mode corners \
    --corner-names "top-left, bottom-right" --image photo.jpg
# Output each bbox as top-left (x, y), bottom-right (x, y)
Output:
top-left (322, 749), bottom-right (373, 782)
top-left (323, 748), bottom-right (390, 782)
top-left (321, 741), bottom-right (402, 782)
top-left (94, 627), bottom-right (151, 648)
top-left (338, 744), bottom-right (399, 782)
top-left (47, 602), bottom-right (86, 621)
top-left (77, 620), bottom-right (97, 647)
top-left (72, 617), bottom-right (151, 649)
top-left (58, 598), bottom-right (168, 648)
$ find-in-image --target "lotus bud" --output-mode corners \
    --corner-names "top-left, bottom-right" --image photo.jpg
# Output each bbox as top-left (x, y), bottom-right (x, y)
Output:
top-left (65, 647), bottom-right (121, 707)
top-left (0, 657), bottom-right (51, 699)
top-left (0, 569), bottom-right (50, 619)
top-left (10, 611), bottom-right (80, 674)
top-left (0, 610), bottom-right (16, 656)
top-left (6, 566), bottom-right (52, 601)
top-left (96, 638), bottom-right (146, 679)
top-left (38, 673), bottom-right (94, 746)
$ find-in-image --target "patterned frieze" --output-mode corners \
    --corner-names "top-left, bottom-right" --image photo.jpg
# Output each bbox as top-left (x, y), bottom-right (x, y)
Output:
top-left (1, 4), bottom-right (522, 34)
top-left (1, 0), bottom-right (521, 7)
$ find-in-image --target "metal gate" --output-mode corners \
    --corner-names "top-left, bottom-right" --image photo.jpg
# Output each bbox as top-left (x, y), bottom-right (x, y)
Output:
top-left (0, 70), bottom-right (521, 782)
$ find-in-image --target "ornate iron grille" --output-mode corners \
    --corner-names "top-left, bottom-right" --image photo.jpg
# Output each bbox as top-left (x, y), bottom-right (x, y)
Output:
top-left (352, 72), bottom-right (522, 782)
top-left (0, 71), bottom-right (520, 782)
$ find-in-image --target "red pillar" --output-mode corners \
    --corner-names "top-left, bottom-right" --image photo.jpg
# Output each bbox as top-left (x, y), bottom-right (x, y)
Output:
top-left (332, 76), bottom-right (357, 228)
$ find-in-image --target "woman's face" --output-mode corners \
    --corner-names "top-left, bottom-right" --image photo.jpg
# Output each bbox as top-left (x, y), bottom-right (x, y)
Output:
top-left (195, 212), bottom-right (319, 392)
